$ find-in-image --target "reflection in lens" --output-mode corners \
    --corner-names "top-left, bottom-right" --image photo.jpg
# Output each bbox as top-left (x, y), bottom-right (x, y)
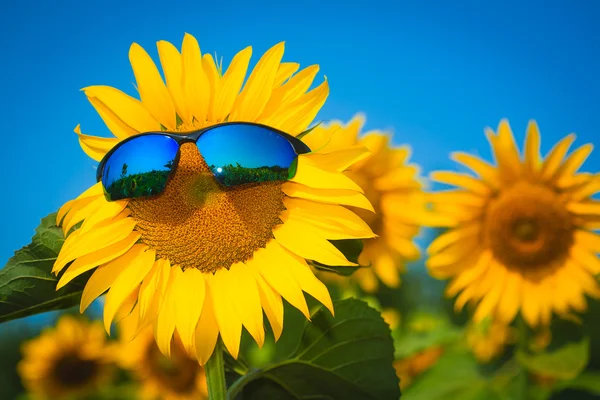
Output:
top-left (101, 134), bottom-right (179, 201)
top-left (196, 124), bottom-right (298, 187)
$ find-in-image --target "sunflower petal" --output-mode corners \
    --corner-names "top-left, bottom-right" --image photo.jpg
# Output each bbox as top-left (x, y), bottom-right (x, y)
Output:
top-left (208, 271), bottom-right (243, 359)
top-left (194, 282), bottom-right (220, 365)
top-left (104, 247), bottom-right (156, 332)
top-left (274, 62), bottom-right (300, 86)
top-left (540, 134), bottom-right (576, 180)
top-left (129, 43), bottom-right (176, 130)
top-left (273, 79), bottom-right (329, 136)
top-left (230, 42), bottom-right (285, 121)
top-left (524, 120), bottom-right (541, 175)
top-left (154, 266), bottom-right (181, 357)
top-left (303, 146), bottom-right (371, 172)
top-left (282, 182), bottom-right (374, 212)
top-left (214, 46), bottom-right (252, 122)
top-left (451, 152), bottom-right (499, 187)
top-left (174, 268), bottom-right (206, 352)
top-left (252, 270), bottom-right (284, 340)
top-left (75, 125), bottom-right (120, 162)
top-left (181, 33), bottom-right (210, 123)
top-left (430, 171), bottom-right (490, 195)
top-left (226, 263), bottom-right (265, 347)
top-left (157, 40), bottom-right (188, 122)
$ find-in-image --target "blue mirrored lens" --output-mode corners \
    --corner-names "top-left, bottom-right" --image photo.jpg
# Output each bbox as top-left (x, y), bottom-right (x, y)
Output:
top-left (101, 135), bottom-right (179, 201)
top-left (196, 124), bottom-right (298, 187)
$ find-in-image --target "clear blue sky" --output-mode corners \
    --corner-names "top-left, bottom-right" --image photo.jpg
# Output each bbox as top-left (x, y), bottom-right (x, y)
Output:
top-left (1, 0), bottom-right (599, 263)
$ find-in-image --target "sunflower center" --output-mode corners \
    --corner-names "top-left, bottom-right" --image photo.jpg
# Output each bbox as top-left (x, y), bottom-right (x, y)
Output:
top-left (51, 353), bottom-right (99, 388)
top-left (147, 342), bottom-right (200, 394)
top-left (128, 143), bottom-right (286, 273)
top-left (483, 180), bottom-right (574, 270)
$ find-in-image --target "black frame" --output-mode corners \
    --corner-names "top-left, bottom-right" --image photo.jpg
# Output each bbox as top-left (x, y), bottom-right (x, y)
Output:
top-left (96, 121), bottom-right (311, 182)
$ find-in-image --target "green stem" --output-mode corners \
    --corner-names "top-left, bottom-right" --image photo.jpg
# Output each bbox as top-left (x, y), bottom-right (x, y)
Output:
top-left (206, 339), bottom-right (228, 400)
top-left (228, 368), bottom-right (262, 399)
top-left (517, 317), bottom-right (529, 400)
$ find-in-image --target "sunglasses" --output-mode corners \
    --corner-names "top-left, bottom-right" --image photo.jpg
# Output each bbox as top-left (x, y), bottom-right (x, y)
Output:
top-left (97, 122), bottom-right (311, 201)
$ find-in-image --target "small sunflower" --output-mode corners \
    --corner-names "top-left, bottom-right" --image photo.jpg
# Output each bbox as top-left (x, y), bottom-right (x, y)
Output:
top-left (18, 315), bottom-right (114, 399)
top-left (303, 114), bottom-right (434, 292)
top-left (427, 119), bottom-right (600, 327)
top-left (53, 34), bottom-right (375, 364)
top-left (119, 325), bottom-right (207, 400)
top-left (465, 318), bottom-right (515, 363)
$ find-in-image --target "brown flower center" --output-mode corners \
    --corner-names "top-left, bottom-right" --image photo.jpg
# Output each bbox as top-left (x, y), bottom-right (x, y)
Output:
top-left (146, 341), bottom-right (200, 395)
top-left (52, 353), bottom-right (99, 388)
top-left (483, 181), bottom-right (574, 271)
top-left (128, 143), bottom-right (285, 273)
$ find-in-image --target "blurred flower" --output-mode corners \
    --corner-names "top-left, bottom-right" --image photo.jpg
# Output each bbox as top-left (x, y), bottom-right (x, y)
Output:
top-left (304, 114), bottom-right (438, 292)
top-left (381, 308), bottom-right (402, 330)
top-left (53, 33), bottom-right (375, 363)
top-left (393, 346), bottom-right (444, 390)
top-left (427, 119), bottom-right (600, 327)
top-left (119, 325), bottom-right (207, 400)
top-left (466, 318), bottom-right (516, 363)
top-left (17, 315), bottom-right (114, 399)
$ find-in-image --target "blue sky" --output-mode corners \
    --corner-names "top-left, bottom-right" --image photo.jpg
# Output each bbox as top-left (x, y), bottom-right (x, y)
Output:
top-left (0, 0), bottom-right (599, 263)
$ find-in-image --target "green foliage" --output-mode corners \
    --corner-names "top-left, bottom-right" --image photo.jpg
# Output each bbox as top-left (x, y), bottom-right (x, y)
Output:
top-left (229, 298), bottom-right (400, 400)
top-left (106, 169), bottom-right (171, 200)
top-left (0, 213), bottom-right (87, 324)
top-left (210, 163), bottom-right (288, 186)
top-left (517, 337), bottom-right (590, 380)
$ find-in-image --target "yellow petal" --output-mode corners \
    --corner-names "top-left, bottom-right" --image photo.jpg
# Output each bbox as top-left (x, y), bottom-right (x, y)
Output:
top-left (55, 216), bottom-right (137, 273)
top-left (138, 258), bottom-right (169, 324)
top-left (114, 287), bottom-right (139, 323)
top-left (520, 279), bottom-right (541, 326)
top-left (473, 263), bottom-right (507, 322)
top-left (567, 201), bottom-right (600, 216)
top-left (428, 190), bottom-right (486, 208)
top-left (286, 254), bottom-right (333, 315)
top-left (194, 282), bottom-right (219, 365)
top-left (273, 218), bottom-right (356, 266)
top-left (428, 224), bottom-right (480, 254)
top-left (174, 268), bottom-right (206, 352)
top-left (260, 65), bottom-right (319, 119)
top-left (430, 171), bottom-right (490, 195)
top-left (282, 182), bottom-right (374, 212)
top-left (524, 120), bottom-right (541, 175)
top-left (540, 134), bottom-right (576, 180)
top-left (273, 79), bottom-right (329, 136)
top-left (290, 156), bottom-right (363, 192)
top-left (57, 232), bottom-right (140, 289)
top-left (570, 244), bottom-right (600, 275)
top-left (202, 53), bottom-right (220, 122)
top-left (61, 195), bottom-right (104, 236)
top-left (495, 268), bottom-right (522, 324)
top-left (83, 86), bottom-right (160, 135)
top-left (214, 46), bottom-right (252, 122)
top-left (75, 125), bottom-right (120, 161)
top-left (283, 197), bottom-right (374, 239)
top-left (80, 201), bottom-right (129, 234)
top-left (154, 266), bottom-right (180, 357)
top-left (208, 271), bottom-right (243, 359)
top-left (157, 40), bottom-right (188, 122)
top-left (450, 152), bottom-right (499, 187)
top-left (373, 251), bottom-right (400, 288)
top-left (129, 43), bottom-right (177, 129)
top-left (554, 144), bottom-right (593, 183)
top-left (80, 244), bottom-right (148, 312)
top-left (445, 250), bottom-right (492, 297)
top-left (274, 62), bottom-right (300, 86)
top-left (250, 244), bottom-right (310, 318)
top-left (252, 270), bottom-right (284, 340)
top-left (230, 42), bottom-right (284, 121)
top-left (489, 119), bottom-right (522, 179)
top-left (303, 146), bottom-right (371, 172)
top-left (181, 33), bottom-right (210, 123)
top-left (225, 263), bottom-right (265, 347)
top-left (104, 247), bottom-right (156, 332)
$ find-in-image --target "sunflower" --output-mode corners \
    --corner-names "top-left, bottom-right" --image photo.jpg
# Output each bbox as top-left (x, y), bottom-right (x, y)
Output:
top-left (393, 346), bottom-right (444, 391)
top-left (303, 114), bottom-right (434, 292)
top-left (427, 119), bottom-right (600, 327)
top-left (52, 33), bottom-right (375, 364)
top-left (465, 318), bottom-right (515, 363)
top-left (17, 315), bottom-right (114, 399)
top-left (119, 325), bottom-right (207, 400)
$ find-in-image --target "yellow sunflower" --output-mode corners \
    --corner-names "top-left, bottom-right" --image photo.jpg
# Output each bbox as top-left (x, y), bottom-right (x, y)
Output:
top-left (465, 318), bottom-right (515, 363)
top-left (303, 114), bottom-right (434, 292)
top-left (427, 119), bottom-right (600, 327)
top-left (18, 315), bottom-right (115, 399)
top-left (119, 325), bottom-right (207, 400)
top-left (52, 33), bottom-right (375, 364)
top-left (393, 346), bottom-right (444, 391)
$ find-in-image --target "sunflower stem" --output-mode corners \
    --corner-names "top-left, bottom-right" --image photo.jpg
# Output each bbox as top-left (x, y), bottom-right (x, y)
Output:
top-left (516, 317), bottom-right (529, 400)
top-left (206, 339), bottom-right (228, 400)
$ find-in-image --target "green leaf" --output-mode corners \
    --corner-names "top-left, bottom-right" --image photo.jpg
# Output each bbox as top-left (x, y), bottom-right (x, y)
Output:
top-left (0, 213), bottom-right (88, 324)
top-left (516, 337), bottom-right (590, 380)
top-left (308, 239), bottom-right (366, 277)
top-left (230, 298), bottom-right (399, 400)
top-left (556, 371), bottom-right (600, 395)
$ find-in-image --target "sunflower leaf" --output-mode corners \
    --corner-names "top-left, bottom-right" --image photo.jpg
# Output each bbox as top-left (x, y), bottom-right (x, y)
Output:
top-left (229, 298), bottom-right (400, 400)
top-left (0, 213), bottom-right (88, 324)
top-left (516, 337), bottom-right (590, 380)
top-left (308, 238), bottom-right (365, 276)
